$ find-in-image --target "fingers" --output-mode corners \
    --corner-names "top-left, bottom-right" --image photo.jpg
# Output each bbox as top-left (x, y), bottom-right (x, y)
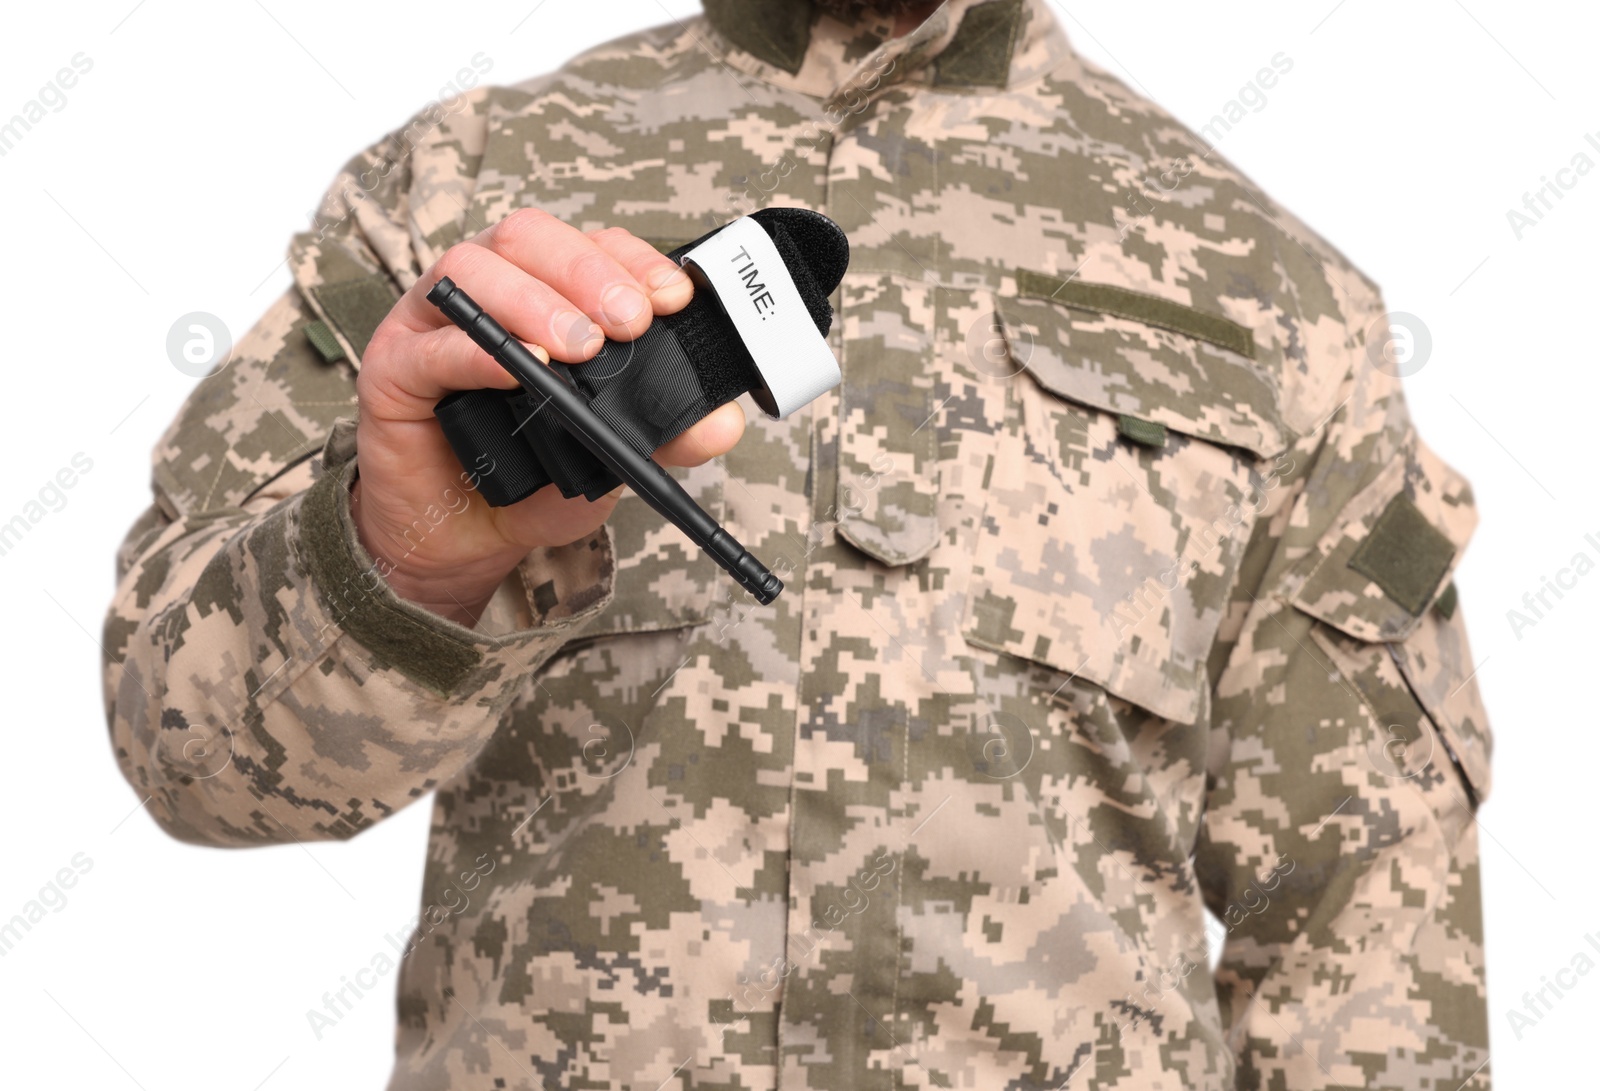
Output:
top-left (369, 211), bottom-right (724, 436)
top-left (368, 251), bottom-right (588, 416)
top-left (393, 243), bottom-right (605, 362)
top-left (360, 325), bottom-right (528, 418)
top-left (473, 209), bottom-right (660, 344)
top-left (393, 214), bottom-right (690, 366)
top-left (585, 227), bottom-right (694, 316)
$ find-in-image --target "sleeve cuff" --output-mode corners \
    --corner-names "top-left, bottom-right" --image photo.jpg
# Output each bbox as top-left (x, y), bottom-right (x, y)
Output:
top-left (297, 419), bottom-right (616, 697)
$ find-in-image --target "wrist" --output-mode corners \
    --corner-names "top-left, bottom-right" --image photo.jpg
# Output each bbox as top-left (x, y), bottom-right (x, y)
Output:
top-left (348, 476), bottom-right (521, 626)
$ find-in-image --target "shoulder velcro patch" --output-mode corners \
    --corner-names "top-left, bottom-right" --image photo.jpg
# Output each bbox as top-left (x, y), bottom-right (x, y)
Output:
top-left (1347, 493), bottom-right (1456, 617)
top-left (309, 274), bottom-right (399, 361)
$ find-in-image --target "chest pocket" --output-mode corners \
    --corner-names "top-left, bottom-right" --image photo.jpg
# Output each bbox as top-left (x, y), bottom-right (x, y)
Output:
top-left (961, 286), bottom-right (1292, 725)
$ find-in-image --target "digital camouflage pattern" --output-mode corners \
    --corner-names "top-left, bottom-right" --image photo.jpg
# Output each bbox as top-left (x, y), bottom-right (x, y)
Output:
top-left (101, 1), bottom-right (1494, 1087)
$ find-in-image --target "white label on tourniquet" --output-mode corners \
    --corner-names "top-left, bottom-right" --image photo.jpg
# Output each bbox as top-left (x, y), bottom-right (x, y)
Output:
top-left (681, 216), bottom-right (841, 419)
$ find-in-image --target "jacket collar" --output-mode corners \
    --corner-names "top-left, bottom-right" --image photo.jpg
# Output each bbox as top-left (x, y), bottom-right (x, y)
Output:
top-left (700, 0), bottom-right (1072, 102)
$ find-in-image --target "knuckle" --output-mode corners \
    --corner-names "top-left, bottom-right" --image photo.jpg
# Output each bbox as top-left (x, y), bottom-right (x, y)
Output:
top-left (561, 247), bottom-right (620, 297)
top-left (491, 207), bottom-right (552, 250)
top-left (435, 242), bottom-right (488, 283)
top-left (510, 279), bottom-right (556, 330)
top-left (589, 225), bottom-right (633, 246)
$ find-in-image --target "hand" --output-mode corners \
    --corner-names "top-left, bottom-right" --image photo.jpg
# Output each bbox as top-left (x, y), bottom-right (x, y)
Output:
top-left (349, 210), bottom-right (745, 626)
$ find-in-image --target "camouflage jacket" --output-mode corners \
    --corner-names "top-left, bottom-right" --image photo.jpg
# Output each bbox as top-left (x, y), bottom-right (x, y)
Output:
top-left (102, 1), bottom-right (1494, 1087)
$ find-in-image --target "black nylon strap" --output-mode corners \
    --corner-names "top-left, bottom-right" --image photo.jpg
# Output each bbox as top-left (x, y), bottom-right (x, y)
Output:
top-left (433, 388), bottom-right (553, 506)
top-left (433, 208), bottom-right (849, 507)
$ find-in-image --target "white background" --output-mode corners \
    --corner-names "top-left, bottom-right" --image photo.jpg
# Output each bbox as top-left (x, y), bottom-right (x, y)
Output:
top-left (0, 1), bottom-right (1591, 1087)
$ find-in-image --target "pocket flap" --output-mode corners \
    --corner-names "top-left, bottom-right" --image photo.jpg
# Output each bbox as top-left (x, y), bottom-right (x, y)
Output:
top-left (997, 278), bottom-right (1291, 459)
top-left (1288, 439), bottom-right (1478, 643)
top-left (962, 296), bottom-right (1291, 725)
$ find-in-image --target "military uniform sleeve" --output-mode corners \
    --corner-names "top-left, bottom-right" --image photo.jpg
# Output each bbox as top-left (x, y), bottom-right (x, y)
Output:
top-left (101, 89), bottom-right (617, 847)
top-left (1195, 285), bottom-right (1493, 1089)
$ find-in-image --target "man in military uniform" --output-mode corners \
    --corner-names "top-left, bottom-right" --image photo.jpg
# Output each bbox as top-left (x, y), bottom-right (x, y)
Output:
top-left (101, 0), bottom-right (1494, 1087)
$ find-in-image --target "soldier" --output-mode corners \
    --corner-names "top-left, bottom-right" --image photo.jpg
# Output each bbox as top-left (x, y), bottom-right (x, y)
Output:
top-left (101, 0), bottom-right (1494, 1088)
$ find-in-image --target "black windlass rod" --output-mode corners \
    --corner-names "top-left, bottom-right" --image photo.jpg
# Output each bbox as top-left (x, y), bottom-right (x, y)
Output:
top-left (427, 276), bottom-right (784, 605)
